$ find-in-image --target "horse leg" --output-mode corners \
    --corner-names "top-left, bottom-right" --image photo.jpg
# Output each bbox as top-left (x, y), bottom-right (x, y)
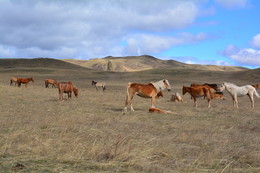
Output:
top-left (124, 91), bottom-right (135, 111)
top-left (248, 93), bottom-right (254, 109)
top-left (151, 96), bottom-right (156, 108)
top-left (10, 80), bottom-right (12, 86)
top-left (95, 85), bottom-right (98, 91)
top-left (59, 90), bottom-right (63, 101)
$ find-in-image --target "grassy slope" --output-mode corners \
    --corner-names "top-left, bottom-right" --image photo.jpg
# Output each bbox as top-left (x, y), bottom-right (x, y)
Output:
top-left (63, 55), bottom-right (247, 72)
top-left (0, 58), bottom-right (259, 172)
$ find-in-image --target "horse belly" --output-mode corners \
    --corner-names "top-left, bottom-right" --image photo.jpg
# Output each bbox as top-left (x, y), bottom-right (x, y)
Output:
top-left (136, 92), bottom-right (151, 98)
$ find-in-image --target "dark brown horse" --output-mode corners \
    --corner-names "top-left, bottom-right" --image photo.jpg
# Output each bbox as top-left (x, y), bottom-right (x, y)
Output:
top-left (17, 78), bottom-right (34, 87)
top-left (58, 82), bottom-right (78, 101)
top-left (45, 79), bottom-right (58, 88)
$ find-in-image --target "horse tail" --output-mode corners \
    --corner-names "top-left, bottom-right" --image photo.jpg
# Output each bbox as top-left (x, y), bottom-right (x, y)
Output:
top-left (10, 79), bottom-right (12, 86)
top-left (254, 88), bottom-right (260, 98)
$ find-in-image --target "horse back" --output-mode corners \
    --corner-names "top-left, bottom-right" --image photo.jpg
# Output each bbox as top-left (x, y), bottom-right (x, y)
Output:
top-left (128, 83), bottom-right (157, 97)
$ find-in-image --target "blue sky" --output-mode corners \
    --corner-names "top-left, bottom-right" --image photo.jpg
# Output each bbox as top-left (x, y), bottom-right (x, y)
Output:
top-left (0, 0), bottom-right (259, 68)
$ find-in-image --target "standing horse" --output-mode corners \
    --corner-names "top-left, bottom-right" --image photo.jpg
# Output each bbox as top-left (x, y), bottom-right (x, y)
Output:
top-left (45, 79), bottom-right (58, 88)
top-left (58, 82), bottom-right (78, 101)
top-left (92, 81), bottom-right (106, 91)
top-left (183, 85), bottom-right (212, 108)
top-left (10, 77), bottom-right (18, 86)
top-left (17, 78), bottom-right (34, 87)
top-left (218, 82), bottom-right (260, 108)
top-left (124, 79), bottom-right (171, 111)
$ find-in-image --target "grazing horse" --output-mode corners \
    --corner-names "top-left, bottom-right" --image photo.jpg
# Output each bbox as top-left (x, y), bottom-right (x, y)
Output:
top-left (58, 82), bottom-right (78, 101)
top-left (17, 78), bottom-right (34, 87)
top-left (10, 77), bottom-right (18, 86)
top-left (218, 82), bottom-right (260, 108)
top-left (45, 79), bottom-right (58, 88)
top-left (183, 86), bottom-right (212, 108)
top-left (92, 81), bottom-right (106, 91)
top-left (124, 79), bottom-right (171, 111)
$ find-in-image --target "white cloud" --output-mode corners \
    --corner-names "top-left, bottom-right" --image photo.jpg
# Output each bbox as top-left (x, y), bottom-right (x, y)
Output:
top-left (221, 45), bottom-right (260, 66)
top-left (251, 34), bottom-right (260, 49)
top-left (215, 0), bottom-right (248, 9)
top-left (0, 0), bottom-right (204, 58)
top-left (123, 32), bottom-right (210, 55)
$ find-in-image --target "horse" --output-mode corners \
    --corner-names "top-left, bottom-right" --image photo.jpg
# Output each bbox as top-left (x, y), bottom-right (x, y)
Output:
top-left (17, 78), bottom-right (34, 87)
top-left (169, 92), bottom-right (184, 102)
top-left (183, 85), bottom-right (212, 108)
top-left (124, 79), bottom-right (171, 111)
top-left (252, 84), bottom-right (259, 90)
top-left (45, 79), bottom-right (58, 88)
top-left (10, 77), bottom-right (18, 86)
top-left (191, 83), bottom-right (219, 91)
top-left (218, 82), bottom-right (260, 108)
top-left (58, 82), bottom-right (78, 101)
top-left (92, 81), bottom-right (106, 91)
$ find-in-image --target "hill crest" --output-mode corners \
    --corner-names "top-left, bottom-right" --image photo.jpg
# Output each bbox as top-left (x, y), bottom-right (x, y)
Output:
top-left (63, 55), bottom-right (247, 72)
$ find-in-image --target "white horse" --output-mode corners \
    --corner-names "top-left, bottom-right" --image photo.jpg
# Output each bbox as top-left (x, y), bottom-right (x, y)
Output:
top-left (218, 82), bottom-right (260, 108)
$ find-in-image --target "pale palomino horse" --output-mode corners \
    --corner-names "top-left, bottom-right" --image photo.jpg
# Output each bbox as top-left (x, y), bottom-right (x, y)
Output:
top-left (92, 81), bottom-right (106, 91)
top-left (218, 82), bottom-right (260, 108)
top-left (10, 77), bottom-right (18, 86)
top-left (124, 79), bottom-right (171, 111)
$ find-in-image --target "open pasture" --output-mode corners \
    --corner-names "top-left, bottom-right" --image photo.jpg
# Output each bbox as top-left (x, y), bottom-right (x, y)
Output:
top-left (0, 63), bottom-right (259, 172)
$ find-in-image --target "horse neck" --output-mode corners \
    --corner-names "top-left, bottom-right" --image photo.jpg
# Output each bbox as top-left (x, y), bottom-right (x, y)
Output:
top-left (151, 80), bottom-right (165, 93)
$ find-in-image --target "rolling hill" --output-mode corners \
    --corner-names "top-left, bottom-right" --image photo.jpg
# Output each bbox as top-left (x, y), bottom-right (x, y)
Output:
top-left (63, 55), bottom-right (247, 72)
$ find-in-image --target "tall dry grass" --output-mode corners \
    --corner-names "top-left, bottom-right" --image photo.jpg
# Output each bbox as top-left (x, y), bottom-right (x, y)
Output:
top-left (0, 67), bottom-right (259, 172)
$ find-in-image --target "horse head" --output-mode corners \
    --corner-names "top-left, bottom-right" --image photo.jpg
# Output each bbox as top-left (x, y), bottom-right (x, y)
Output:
top-left (163, 79), bottom-right (171, 92)
top-left (30, 78), bottom-right (34, 82)
top-left (73, 87), bottom-right (79, 97)
top-left (92, 81), bottom-right (97, 85)
top-left (182, 86), bottom-right (188, 95)
top-left (218, 83), bottom-right (226, 92)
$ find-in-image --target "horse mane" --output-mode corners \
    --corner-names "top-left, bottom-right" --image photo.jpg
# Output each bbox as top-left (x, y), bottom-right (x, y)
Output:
top-left (223, 82), bottom-right (238, 87)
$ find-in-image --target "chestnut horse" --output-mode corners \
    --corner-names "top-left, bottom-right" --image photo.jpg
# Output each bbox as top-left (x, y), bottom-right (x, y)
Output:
top-left (252, 84), bottom-right (259, 90)
top-left (45, 79), bottom-right (58, 88)
top-left (10, 77), bottom-right (18, 86)
top-left (183, 85), bottom-right (212, 108)
top-left (124, 79), bottom-right (171, 111)
top-left (58, 82), bottom-right (78, 101)
top-left (17, 78), bottom-right (34, 87)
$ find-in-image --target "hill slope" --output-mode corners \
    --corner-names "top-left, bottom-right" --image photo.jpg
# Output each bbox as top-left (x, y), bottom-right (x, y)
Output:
top-left (63, 55), bottom-right (247, 72)
top-left (0, 58), bottom-right (90, 70)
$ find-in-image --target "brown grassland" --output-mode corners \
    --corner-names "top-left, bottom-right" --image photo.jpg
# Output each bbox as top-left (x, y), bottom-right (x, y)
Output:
top-left (0, 59), bottom-right (259, 172)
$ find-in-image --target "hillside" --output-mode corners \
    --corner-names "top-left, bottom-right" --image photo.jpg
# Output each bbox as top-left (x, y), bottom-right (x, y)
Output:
top-left (0, 58), bottom-right (90, 70)
top-left (63, 55), bottom-right (247, 72)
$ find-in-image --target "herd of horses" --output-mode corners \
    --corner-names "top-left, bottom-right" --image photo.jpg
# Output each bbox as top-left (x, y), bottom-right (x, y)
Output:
top-left (9, 77), bottom-right (260, 111)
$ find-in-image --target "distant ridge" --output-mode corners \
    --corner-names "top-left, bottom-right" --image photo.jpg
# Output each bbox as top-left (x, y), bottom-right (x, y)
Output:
top-left (63, 55), bottom-right (247, 72)
top-left (0, 58), bottom-right (89, 70)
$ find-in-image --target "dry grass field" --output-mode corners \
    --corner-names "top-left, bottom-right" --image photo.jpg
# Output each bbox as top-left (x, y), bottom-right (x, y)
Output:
top-left (0, 59), bottom-right (259, 172)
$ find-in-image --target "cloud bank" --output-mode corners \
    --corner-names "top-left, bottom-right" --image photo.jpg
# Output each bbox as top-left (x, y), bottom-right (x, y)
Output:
top-left (0, 0), bottom-right (205, 59)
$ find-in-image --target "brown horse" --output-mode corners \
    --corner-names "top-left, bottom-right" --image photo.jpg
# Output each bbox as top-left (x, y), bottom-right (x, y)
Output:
top-left (58, 82), bottom-right (78, 101)
top-left (10, 77), bottom-right (18, 86)
top-left (45, 79), bottom-right (58, 88)
top-left (17, 78), bottom-right (34, 87)
top-left (124, 79), bottom-right (171, 111)
top-left (183, 85), bottom-right (212, 108)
